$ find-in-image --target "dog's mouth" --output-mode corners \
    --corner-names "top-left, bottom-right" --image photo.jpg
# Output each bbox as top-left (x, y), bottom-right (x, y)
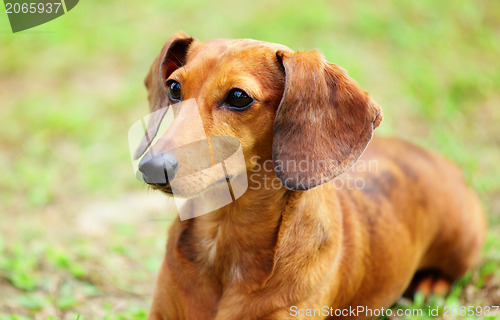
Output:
top-left (149, 173), bottom-right (235, 197)
top-left (135, 134), bottom-right (247, 198)
top-left (150, 183), bottom-right (174, 195)
top-left (145, 169), bottom-right (247, 221)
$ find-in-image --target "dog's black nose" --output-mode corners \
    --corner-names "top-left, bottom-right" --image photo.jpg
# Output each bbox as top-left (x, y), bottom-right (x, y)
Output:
top-left (138, 151), bottom-right (178, 186)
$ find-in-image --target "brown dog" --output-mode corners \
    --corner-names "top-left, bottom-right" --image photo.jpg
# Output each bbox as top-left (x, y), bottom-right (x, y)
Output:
top-left (138, 32), bottom-right (486, 320)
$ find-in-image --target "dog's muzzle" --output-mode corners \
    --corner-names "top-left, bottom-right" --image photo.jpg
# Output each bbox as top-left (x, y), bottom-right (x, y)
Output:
top-left (138, 151), bottom-right (178, 187)
top-left (128, 99), bottom-right (248, 220)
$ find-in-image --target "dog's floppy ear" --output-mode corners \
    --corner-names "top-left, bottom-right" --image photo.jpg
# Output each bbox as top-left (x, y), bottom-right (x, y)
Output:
top-left (273, 50), bottom-right (383, 190)
top-left (144, 31), bottom-right (194, 111)
top-left (136, 32), bottom-right (194, 159)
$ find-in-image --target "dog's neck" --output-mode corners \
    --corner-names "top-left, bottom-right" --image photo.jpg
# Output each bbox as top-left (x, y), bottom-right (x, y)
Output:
top-left (187, 174), bottom-right (288, 284)
top-left (176, 167), bottom-right (339, 290)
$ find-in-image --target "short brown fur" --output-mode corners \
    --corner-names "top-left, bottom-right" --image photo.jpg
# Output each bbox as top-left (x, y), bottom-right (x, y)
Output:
top-left (143, 32), bottom-right (486, 320)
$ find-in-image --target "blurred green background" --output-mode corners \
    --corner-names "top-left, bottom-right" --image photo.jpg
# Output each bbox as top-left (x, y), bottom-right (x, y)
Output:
top-left (1, 0), bottom-right (499, 319)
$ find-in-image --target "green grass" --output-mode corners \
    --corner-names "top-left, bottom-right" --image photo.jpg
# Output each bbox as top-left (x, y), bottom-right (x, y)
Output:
top-left (1, 0), bottom-right (499, 318)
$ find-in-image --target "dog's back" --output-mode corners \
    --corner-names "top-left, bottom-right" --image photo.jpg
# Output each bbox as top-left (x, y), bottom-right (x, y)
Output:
top-left (329, 136), bottom-right (486, 311)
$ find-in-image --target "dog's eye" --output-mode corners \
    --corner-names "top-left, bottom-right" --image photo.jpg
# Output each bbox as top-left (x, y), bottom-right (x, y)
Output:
top-left (225, 89), bottom-right (253, 110)
top-left (166, 80), bottom-right (181, 102)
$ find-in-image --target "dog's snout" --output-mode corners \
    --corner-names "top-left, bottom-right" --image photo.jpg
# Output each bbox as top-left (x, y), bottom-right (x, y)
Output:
top-left (138, 151), bottom-right (178, 186)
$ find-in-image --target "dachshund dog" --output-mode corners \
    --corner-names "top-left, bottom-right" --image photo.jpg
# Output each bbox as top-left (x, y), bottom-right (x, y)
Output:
top-left (138, 32), bottom-right (486, 320)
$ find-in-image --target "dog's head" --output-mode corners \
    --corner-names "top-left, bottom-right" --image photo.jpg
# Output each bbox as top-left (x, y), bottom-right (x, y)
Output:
top-left (138, 31), bottom-right (382, 194)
